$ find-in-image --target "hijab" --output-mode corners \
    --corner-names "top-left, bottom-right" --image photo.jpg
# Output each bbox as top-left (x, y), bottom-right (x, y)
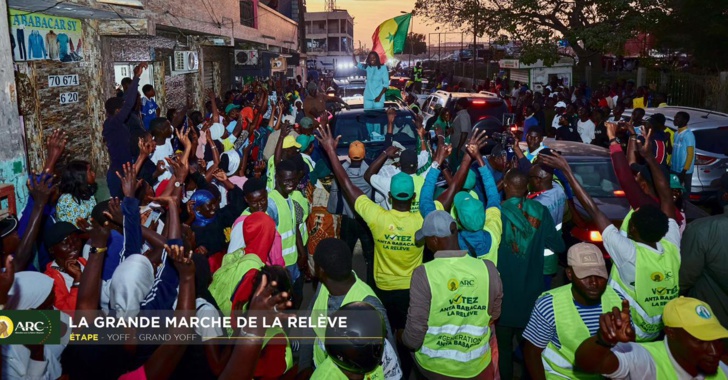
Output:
top-left (189, 189), bottom-right (217, 227)
top-left (109, 254), bottom-right (155, 319)
top-left (243, 212), bottom-right (276, 263)
top-left (7, 271), bottom-right (54, 310)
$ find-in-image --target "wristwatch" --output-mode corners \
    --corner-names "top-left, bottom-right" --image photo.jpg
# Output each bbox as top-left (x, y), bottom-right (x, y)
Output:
top-left (89, 246), bottom-right (108, 255)
top-left (431, 162), bottom-right (440, 170)
top-left (174, 181), bottom-right (182, 188)
top-left (609, 138), bottom-right (620, 145)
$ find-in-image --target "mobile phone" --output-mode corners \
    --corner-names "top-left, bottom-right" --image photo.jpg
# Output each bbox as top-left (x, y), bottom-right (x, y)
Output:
top-left (145, 209), bottom-right (162, 228)
top-left (633, 126), bottom-right (643, 136)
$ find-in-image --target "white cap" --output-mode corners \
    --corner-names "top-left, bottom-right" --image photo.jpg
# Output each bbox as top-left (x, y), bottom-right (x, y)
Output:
top-left (555, 101), bottom-right (567, 108)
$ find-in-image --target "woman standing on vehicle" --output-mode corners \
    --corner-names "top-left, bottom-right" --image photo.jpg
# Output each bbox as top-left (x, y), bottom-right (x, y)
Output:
top-left (353, 52), bottom-right (389, 110)
top-left (433, 108), bottom-right (453, 144)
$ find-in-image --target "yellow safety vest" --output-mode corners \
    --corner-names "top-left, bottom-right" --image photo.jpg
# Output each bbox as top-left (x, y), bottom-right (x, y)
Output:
top-left (311, 356), bottom-right (385, 380)
top-left (609, 238), bottom-right (680, 342)
top-left (269, 189), bottom-right (299, 266)
top-left (263, 327), bottom-right (293, 374)
top-left (311, 275), bottom-right (379, 367)
top-left (541, 284), bottom-right (622, 379)
top-left (415, 255), bottom-right (492, 377)
top-left (209, 253), bottom-right (264, 315)
top-left (410, 174), bottom-right (426, 213)
top-left (641, 341), bottom-right (728, 380)
top-left (266, 156), bottom-right (276, 192)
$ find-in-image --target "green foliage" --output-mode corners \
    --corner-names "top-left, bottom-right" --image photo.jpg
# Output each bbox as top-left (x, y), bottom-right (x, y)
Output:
top-left (414, 0), bottom-right (668, 68)
top-left (404, 33), bottom-right (428, 55)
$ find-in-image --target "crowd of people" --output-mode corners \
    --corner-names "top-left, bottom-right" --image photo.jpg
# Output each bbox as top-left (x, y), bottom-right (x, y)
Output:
top-left (1, 56), bottom-right (727, 380)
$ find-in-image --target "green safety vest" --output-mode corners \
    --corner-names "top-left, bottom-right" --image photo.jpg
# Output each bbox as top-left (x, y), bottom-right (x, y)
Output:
top-left (641, 341), bottom-right (728, 380)
top-left (413, 67), bottom-right (423, 82)
top-left (266, 156), bottom-right (276, 192)
top-left (269, 189), bottom-right (299, 267)
top-left (410, 174), bottom-right (426, 213)
top-left (620, 208), bottom-right (634, 234)
top-left (263, 327), bottom-right (293, 374)
top-left (311, 356), bottom-right (385, 380)
top-left (291, 190), bottom-right (311, 246)
top-left (311, 275), bottom-right (379, 367)
top-left (415, 255), bottom-right (492, 377)
top-left (609, 237), bottom-right (680, 342)
top-left (209, 253), bottom-right (264, 315)
top-left (541, 284), bottom-right (622, 379)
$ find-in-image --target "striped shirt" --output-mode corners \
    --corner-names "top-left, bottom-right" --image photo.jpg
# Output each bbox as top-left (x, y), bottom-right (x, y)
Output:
top-left (523, 293), bottom-right (605, 349)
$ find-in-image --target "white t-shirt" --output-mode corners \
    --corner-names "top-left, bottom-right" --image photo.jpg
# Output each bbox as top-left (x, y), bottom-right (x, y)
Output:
top-left (369, 150), bottom-right (430, 210)
top-left (577, 119), bottom-right (596, 144)
top-left (601, 219), bottom-right (681, 288)
top-left (606, 337), bottom-right (728, 379)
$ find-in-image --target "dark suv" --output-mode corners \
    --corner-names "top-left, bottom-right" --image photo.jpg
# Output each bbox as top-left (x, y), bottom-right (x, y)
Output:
top-left (331, 106), bottom-right (418, 163)
top-left (421, 90), bottom-right (509, 135)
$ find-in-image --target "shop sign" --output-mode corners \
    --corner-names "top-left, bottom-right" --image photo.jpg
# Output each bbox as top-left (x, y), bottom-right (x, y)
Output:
top-left (8, 9), bottom-right (84, 62)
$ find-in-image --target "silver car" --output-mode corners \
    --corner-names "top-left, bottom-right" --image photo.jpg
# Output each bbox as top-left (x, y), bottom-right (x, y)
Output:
top-left (622, 106), bottom-right (728, 202)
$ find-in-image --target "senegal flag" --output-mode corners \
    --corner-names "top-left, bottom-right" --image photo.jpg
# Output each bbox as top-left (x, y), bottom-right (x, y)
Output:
top-left (372, 13), bottom-right (411, 64)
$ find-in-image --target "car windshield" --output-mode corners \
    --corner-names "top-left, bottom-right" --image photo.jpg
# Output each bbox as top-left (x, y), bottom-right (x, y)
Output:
top-left (694, 127), bottom-right (728, 156)
top-left (568, 160), bottom-right (622, 198)
top-left (334, 111), bottom-right (417, 145)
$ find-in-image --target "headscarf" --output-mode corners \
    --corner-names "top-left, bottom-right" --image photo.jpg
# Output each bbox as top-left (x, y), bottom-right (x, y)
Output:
top-left (7, 272), bottom-right (54, 310)
top-left (209, 122), bottom-right (225, 141)
top-left (110, 254), bottom-right (155, 319)
top-left (220, 151), bottom-right (241, 177)
top-left (189, 189), bottom-right (217, 227)
top-left (243, 212), bottom-right (276, 263)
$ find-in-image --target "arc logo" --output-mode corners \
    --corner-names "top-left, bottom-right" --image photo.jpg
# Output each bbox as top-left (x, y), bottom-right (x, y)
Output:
top-left (447, 278), bottom-right (476, 292)
top-left (0, 311), bottom-right (60, 344)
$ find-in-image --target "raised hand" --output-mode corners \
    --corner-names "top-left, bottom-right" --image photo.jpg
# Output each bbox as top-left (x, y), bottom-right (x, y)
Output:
top-left (314, 124), bottom-right (341, 154)
top-left (636, 128), bottom-right (653, 159)
top-left (166, 156), bottom-right (189, 182)
top-left (433, 136), bottom-right (451, 165)
top-left (77, 218), bottom-right (111, 249)
top-left (605, 122), bottom-right (619, 140)
top-left (253, 160), bottom-right (266, 178)
top-left (167, 244), bottom-right (195, 278)
top-left (133, 62), bottom-right (148, 78)
top-left (28, 171), bottom-right (58, 205)
top-left (212, 168), bottom-right (228, 182)
top-left (538, 151), bottom-right (571, 174)
top-left (598, 300), bottom-right (634, 345)
top-left (102, 197), bottom-right (123, 226)
top-left (248, 273), bottom-right (292, 314)
top-left (383, 146), bottom-right (400, 160)
top-left (150, 195), bottom-right (179, 209)
top-left (176, 128), bottom-right (192, 150)
top-left (138, 137), bottom-right (155, 158)
top-left (116, 162), bottom-right (142, 198)
top-left (467, 129), bottom-right (488, 150)
top-left (46, 129), bottom-right (67, 164)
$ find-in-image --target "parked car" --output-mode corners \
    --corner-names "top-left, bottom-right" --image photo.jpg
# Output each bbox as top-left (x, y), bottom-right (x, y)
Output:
top-left (524, 139), bottom-right (707, 261)
top-left (421, 90), bottom-right (509, 138)
top-left (622, 106), bottom-right (728, 203)
top-left (331, 104), bottom-right (418, 163)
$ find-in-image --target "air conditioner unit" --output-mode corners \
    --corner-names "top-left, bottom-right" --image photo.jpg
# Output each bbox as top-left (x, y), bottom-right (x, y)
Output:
top-left (171, 51), bottom-right (199, 74)
top-left (235, 49), bottom-right (259, 66)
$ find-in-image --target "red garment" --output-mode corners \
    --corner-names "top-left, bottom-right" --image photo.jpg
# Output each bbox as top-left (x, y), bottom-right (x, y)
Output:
top-left (208, 252), bottom-right (225, 275)
top-left (44, 257), bottom-right (87, 314)
top-left (254, 333), bottom-right (291, 379)
top-left (230, 268), bottom-right (258, 311)
top-left (244, 212), bottom-right (276, 262)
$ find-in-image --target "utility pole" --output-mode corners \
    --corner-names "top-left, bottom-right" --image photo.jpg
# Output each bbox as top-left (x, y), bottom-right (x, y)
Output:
top-left (473, 11), bottom-right (477, 90)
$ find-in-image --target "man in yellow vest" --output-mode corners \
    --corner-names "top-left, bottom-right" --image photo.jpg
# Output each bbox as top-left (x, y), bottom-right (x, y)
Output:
top-left (311, 302), bottom-right (391, 379)
top-left (575, 297), bottom-right (728, 378)
top-left (268, 158), bottom-right (310, 308)
top-left (403, 210), bottom-right (503, 379)
top-left (541, 138), bottom-right (680, 342)
top-left (523, 243), bottom-right (624, 379)
top-left (316, 122), bottom-right (424, 335)
top-left (299, 238), bottom-right (400, 378)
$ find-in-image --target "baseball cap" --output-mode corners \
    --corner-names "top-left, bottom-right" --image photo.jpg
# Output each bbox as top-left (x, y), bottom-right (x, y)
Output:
top-left (282, 115), bottom-right (295, 125)
top-left (43, 221), bottom-right (81, 249)
top-left (663, 297), bottom-right (728, 341)
top-left (399, 149), bottom-right (418, 172)
top-left (299, 117), bottom-right (314, 129)
top-left (415, 210), bottom-right (456, 242)
top-left (0, 215), bottom-right (18, 239)
top-left (669, 174), bottom-right (684, 191)
top-left (282, 135), bottom-right (301, 149)
top-left (453, 192), bottom-right (485, 232)
top-left (297, 134), bottom-right (315, 151)
top-left (349, 141), bottom-right (365, 160)
top-left (646, 113), bottom-right (666, 126)
top-left (555, 101), bottom-right (567, 108)
top-left (567, 243), bottom-right (608, 279)
top-left (390, 172), bottom-right (414, 201)
top-left (225, 104), bottom-right (241, 115)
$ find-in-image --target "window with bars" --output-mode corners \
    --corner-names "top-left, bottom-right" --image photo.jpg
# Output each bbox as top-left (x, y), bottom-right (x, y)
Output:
top-left (240, 0), bottom-right (255, 28)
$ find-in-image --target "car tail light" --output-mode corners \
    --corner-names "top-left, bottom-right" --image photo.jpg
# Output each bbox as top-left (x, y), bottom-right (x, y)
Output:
top-left (471, 100), bottom-right (486, 105)
top-left (510, 125), bottom-right (518, 132)
top-left (613, 190), bottom-right (625, 197)
top-left (689, 194), bottom-right (701, 201)
top-left (571, 227), bottom-right (603, 243)
top-left (399, 78), bottom-right (406, 82)
top-left (695, 154), bottom-right (717, 166)
top-left (478, 116), bottom-right (487, 121)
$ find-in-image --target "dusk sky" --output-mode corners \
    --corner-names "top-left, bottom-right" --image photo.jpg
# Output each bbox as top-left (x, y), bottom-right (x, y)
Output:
top-left (306, 0), bottom-right (465, 50)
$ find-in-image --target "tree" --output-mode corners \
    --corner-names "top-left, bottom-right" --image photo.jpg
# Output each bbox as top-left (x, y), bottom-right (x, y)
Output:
top-left (414, 0), bottom-right (667, 71)
top-left (653, 0), bottom-right (728, 72)
top-left (404, 33), bottom-right (428, 55)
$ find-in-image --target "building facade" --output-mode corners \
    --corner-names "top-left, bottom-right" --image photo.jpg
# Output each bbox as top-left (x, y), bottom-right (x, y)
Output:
top-left (4, 0), bottom-right (302, 211)
top-left (304, 10), bottom-right (353, 68)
